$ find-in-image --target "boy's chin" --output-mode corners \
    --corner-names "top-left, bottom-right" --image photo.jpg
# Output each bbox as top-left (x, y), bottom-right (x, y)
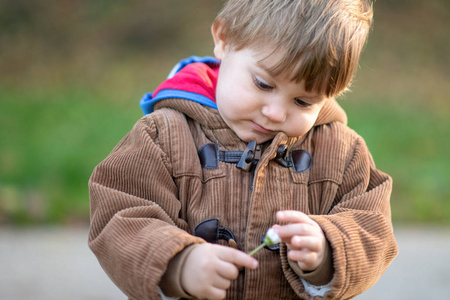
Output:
top-left (238, 134), bottom-right (273, 145)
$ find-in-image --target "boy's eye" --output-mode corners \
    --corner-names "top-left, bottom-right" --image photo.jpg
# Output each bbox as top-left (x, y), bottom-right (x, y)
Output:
top-left (254, 76), bottom-right (273, 90)
top-left (294, 98), bottom-right (311, 107)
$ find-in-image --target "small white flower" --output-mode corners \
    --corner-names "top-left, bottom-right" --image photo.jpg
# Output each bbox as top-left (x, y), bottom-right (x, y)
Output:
top-left (265, 228), bottom-right (281, 245)
top-left (248, 227), bottom-right (282, 256)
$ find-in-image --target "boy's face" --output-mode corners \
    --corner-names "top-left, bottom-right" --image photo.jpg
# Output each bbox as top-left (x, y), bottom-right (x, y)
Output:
top-left (214, 45), bottom-right (329, 144)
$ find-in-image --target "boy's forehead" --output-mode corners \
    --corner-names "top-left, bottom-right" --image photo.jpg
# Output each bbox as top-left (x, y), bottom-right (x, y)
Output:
top-left (252, 47), bottom-right (289, 75)
top-left (248, 48), bottom-right (327, 100)
top-left (253, 47), bottom-right (302, 81)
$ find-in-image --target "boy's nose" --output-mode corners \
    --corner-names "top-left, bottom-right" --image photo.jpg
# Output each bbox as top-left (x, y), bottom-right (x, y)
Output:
top-left (261, 102), bottom-right (287, 123)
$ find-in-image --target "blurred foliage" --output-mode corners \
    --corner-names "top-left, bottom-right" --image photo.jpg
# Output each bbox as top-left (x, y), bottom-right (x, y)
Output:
top-left (0, 0), bottom-right (449, 225)
top-left (0, 0), bottom-right (221, 91)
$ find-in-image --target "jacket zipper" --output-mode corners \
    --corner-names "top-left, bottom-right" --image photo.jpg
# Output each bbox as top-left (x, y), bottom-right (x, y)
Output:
top-left (250, 145), bottom-right (262, 191)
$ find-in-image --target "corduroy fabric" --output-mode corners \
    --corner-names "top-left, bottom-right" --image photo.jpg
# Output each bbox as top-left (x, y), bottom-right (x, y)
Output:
top-left (88, 97), bottom-right (398, 300)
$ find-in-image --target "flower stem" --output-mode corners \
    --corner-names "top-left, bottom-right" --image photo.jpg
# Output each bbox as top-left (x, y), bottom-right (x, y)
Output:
top-left (248, 243), bottom-right (266, 256)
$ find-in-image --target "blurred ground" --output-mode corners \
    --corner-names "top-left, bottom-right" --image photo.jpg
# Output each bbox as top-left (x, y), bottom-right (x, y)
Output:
top-left (1, 225), bottom-right (449, 299)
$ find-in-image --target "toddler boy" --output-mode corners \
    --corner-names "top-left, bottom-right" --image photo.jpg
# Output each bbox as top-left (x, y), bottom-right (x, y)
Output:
top-left (89, 0), bottom-right (398, 299)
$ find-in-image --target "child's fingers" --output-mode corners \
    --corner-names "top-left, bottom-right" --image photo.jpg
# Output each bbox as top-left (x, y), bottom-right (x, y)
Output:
top-left (276, 210), bottom-right (315, 225)
top-left (275, 222), bottom-right (316, 239)
top-left (288, 248), bottom-right (318, 271)
top-left (211, 273), bottom-right (232, 290)
top-left (216, 260), bottom-right (240, 280)
top-left (205, 286), bottom-right (227, 300)
top-left (288, 248), bottom-right (313, 261)
top-left (291, 235), bottom-right (322, 252)
top-left (218, 247), bottom-right (259, 270)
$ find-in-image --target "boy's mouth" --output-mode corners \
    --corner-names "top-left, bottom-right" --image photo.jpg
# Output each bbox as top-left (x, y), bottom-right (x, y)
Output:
top-left (251, 121), bottom-right (274, 134)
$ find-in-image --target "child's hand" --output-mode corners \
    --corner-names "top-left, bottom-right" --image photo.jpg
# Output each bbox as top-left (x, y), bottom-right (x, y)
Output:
top-left (274, 210), bottom-right (326, 272)
top-left (181, 243), bottom-right (258, 299)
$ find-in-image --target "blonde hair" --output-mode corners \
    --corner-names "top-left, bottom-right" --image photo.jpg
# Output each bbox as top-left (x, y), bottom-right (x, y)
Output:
top-left (215, 0), bottom-right (373, 97)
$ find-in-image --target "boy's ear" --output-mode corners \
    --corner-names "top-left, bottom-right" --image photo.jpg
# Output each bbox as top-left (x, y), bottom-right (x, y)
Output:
top-left (211, 20), bottom-right (227, 60)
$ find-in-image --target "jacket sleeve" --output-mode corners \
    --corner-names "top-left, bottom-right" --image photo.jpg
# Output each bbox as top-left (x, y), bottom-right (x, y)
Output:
top-left (281, 131), bottom-right (398, 299)
top-left (312, 136), bottom-right (398, 299)
top-left (88, 116), bottom-right (204, 300)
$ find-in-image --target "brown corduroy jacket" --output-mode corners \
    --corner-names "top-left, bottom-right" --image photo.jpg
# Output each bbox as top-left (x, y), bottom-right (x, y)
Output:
top-left (88, 97), bottom-right (398, 300)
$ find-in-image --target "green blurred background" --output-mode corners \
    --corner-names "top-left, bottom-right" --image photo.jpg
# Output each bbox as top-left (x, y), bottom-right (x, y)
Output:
top-left (0, 0), bottom-right (449, 225)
